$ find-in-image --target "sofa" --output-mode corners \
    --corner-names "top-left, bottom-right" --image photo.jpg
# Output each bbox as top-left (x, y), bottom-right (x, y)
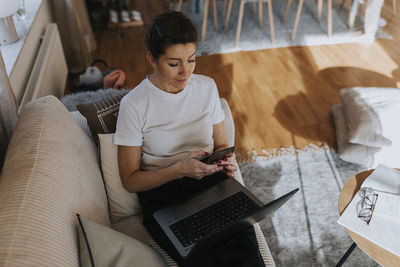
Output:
top-left (0, 95), bottom-right (275, 266)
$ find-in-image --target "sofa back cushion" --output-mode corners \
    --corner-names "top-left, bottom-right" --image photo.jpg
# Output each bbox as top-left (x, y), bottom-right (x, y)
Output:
top-left (0, 96), bottom-right (110, 266)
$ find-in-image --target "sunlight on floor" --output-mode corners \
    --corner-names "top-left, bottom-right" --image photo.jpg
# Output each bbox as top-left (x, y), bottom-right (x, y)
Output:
top-left (304, 40), bottom-right (398, 80)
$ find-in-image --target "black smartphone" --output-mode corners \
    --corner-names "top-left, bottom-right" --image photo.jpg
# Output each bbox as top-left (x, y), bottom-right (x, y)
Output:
top-left (198, 146), bottom-right (235, 164)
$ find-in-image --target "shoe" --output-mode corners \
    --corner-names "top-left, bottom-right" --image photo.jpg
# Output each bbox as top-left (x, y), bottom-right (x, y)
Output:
top-left (378, 17), bottom-right (387, 27)
top-left (109, 9), bottom-right (118, 23)
top-left (121, 10), bottom-right (131, 22)
top-left (131, 10), bottom-right (141, 21)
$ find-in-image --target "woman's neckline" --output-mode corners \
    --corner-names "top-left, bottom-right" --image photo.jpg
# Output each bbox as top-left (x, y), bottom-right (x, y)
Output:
top-left (146, 75), bottom-right (190, 96)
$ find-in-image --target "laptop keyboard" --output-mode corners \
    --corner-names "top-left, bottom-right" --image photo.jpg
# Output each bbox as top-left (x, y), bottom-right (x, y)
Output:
top-left (169, 192), bottom-right (259, 247)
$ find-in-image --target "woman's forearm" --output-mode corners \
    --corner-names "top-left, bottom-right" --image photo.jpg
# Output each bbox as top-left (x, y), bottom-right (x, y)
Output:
top-left (122, 162), bottom-right (183, 193)
top-left (212, 122), bottom-right (229, 152)
top-left (214, 143), bottom-right (229, 151)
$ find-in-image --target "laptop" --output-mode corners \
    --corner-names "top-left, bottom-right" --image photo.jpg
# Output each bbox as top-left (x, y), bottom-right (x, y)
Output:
top-left (153, 177), bottom-right (298, 258)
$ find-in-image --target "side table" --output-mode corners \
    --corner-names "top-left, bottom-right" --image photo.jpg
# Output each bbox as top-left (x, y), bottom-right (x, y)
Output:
top-left (337, 170), bottom-right (400, 266)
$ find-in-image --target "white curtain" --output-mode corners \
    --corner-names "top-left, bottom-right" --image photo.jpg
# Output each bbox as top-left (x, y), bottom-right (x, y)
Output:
top-left (0, 51), bottom-right (18, 169)
top-left (52, 0), bottom-right (97, 73)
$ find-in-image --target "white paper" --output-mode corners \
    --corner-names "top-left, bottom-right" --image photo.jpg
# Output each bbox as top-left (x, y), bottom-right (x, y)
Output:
top-left (337, 165), bottom-right (400, 258)
top-left (374, 192), bottom-right (400, 222)
top-left (362, 165), bottom-right (400, 194)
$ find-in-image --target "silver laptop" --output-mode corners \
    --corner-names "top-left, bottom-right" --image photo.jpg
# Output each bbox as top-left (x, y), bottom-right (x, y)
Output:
top-left (153, 177), bottom-right (298, 258)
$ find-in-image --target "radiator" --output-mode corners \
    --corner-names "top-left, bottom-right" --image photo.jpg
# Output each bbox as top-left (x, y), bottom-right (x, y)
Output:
top-left (18, 23), bottom-right (68, 113)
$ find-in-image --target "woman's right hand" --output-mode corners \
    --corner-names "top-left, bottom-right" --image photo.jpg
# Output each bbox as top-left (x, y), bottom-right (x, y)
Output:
top-left (178, 150), bottom-right (224, 180)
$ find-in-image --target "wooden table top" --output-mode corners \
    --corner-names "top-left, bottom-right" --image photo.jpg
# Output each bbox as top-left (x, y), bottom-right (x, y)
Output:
top-left (338, 170), bottom-right (400, 266)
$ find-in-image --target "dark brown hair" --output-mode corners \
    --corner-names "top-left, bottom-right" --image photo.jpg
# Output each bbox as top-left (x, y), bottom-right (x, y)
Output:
top-left (145, 11), bottom-right (197, 60)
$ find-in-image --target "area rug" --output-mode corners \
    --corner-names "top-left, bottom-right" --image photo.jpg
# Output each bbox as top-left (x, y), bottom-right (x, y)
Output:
top-left (239, 145), bottom-right (379, 266)
top-left (182, 0), bottom-right (391, 55)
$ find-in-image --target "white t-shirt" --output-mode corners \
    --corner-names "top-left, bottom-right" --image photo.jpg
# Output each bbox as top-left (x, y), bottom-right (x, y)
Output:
top-left (114, 74), bottom-right (225, 171)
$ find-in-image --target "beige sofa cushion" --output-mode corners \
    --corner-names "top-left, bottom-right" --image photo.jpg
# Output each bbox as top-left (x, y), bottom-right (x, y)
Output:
top-left (112, 215), bottom-right (177, 266)
top-left (78, 214), bottom-right (166, 267)
top-left (220, 98), bottom-right (234, 147)
top-left (98, 133), bottom-right (141, 223)
top-left (0, 96), bottom-right (110, 266)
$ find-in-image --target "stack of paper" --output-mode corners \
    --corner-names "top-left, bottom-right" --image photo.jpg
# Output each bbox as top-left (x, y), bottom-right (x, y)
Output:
top-left (337, 165), bottom-right (400, 258)
top-left (374, 192), bottom-right (400, 223)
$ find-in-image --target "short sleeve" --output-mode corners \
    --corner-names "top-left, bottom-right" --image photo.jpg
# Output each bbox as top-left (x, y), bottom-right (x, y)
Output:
top-left (114, 96), bottom-right (143, 146)
top-left (210, 80), bottom-right (225, 124)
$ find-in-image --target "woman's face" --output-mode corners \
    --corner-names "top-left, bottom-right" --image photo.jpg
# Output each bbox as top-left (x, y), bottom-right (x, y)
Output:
top-left (148, 42), bottom-right (196, 92)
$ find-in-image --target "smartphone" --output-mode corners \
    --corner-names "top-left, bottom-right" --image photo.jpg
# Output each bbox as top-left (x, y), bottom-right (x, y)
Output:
top-left (198, 146), bottom-right (235, 164)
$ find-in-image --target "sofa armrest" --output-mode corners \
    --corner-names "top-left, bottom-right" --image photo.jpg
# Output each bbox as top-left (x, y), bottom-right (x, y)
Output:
top-left (0, 96), bottom-right (110, 266)
top-left (220, 98), bottom-right (235, 147)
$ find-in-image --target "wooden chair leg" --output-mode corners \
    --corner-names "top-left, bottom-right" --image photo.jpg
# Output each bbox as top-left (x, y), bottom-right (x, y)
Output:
top-left (223, 0), bottom-right (227, 16)
top-left (360, 1), bottom-right (366, 18)
top-left (177, 0), bottom-right (183, 11)
top-left (188, 0), bottom-right (191, 12)
top-left (252, 2), bottom-right (258, 16)
top-left (224, 0), bottom-right (233, 31)
top-left (259, 0), bottom-right (263, 29)
top-left (170, 0), bottom-right (176, 9)
top-left (201, 0), bottom-right (210, 41)
top-left (328, 0), bottom-right (332, 36)
top-left (283, 0), bottom-right (293, 23)
top-left (393, 0), bottom-right (397, 15)
top-left (235, 0), bottom-right (245, 47)
top-left (348, 0), bottom-right (359, 29)
top-left (267, 0), bottom-right (275, 44)
top-left (317, 0), bottom-right (323, 22)
top-left (212, 0), bottom-right (218, 31)
top-left (292, 0), bottom-right (304, 40)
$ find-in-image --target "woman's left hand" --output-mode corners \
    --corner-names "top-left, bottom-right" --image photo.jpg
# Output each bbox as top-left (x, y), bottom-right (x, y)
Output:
top-left (217, 153), bottom-right (237, 178)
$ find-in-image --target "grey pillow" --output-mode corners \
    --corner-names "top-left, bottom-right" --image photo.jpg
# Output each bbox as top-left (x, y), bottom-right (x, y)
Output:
top-left (339, 87), bottom-right (400, 147)
top-left (331, 104), bottom-right (380, 167)
top-left (77, 214), bottom-right (167, 267)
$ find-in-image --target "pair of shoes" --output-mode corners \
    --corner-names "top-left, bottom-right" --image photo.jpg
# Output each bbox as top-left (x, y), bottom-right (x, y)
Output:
top-left (131, 10), bottom-right (141, 21)
top-left (378, 17), bottom-right (387, 27)
top-left (109, 9), bottom-right (118, 23)
top-left (121, 10), bottom-right (130, 22)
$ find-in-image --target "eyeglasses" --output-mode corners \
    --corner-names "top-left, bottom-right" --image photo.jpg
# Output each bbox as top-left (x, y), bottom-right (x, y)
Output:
top-left (357, 188), bottom-right (378, 225)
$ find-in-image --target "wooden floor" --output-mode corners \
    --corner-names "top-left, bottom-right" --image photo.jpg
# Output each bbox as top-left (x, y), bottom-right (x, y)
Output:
top-left (93, 0), bottom-right (400, 157)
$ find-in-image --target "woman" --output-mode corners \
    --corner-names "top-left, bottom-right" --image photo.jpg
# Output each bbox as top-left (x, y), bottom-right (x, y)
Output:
top-left (114, 11), bottom-right (265, 267)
